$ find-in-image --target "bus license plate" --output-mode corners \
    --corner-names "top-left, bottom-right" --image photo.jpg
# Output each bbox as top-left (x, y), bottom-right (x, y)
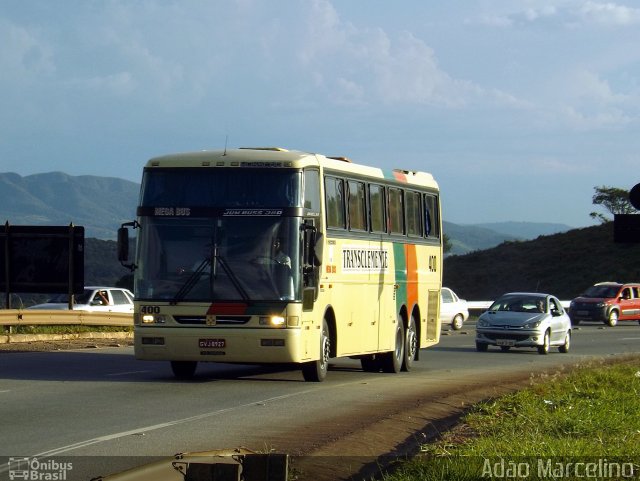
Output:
top-left (496, 339), bottom-right (515, 347)
top-left (199, 338), bottom-right (226, 348)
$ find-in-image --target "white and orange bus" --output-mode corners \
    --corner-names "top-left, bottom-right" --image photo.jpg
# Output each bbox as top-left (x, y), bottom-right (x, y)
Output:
top-left (118, 147), bottom-right (442, 381)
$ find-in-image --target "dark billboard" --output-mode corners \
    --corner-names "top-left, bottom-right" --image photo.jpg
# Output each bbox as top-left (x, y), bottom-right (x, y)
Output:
top-left (0, 224), bottom-right (84, 294)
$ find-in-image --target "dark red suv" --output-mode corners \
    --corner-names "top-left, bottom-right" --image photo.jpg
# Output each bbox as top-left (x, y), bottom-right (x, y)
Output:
top-left (569, 282), bottom-right (640, 326)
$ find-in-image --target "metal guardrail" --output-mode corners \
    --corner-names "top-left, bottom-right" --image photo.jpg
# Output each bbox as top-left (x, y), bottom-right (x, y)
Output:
top-left (0, 310), bottom-right (133, 327)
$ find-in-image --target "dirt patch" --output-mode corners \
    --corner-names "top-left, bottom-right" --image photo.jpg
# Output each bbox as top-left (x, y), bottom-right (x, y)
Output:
top-left (288, 372), bottom-right (537, 481)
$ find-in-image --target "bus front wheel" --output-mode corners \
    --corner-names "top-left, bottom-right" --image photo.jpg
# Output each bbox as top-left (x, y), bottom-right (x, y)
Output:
top-left (171, 361), bottom-right (197, 380)
top-left (302, 319), bottom-right (330, 382)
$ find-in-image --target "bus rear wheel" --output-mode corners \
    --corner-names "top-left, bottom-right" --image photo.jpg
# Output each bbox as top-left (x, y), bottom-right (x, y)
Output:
top-left (382, 318), bottom-right (404, 373)
top-left (302, 319), bottom-right (330, 382)
top-left (171, 361), bottom-right (197, 380)
top-left (402, 316), bottom-right (417, 372)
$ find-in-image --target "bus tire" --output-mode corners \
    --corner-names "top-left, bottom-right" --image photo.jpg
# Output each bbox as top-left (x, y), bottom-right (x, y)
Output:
top-left (402, 315), bottom-right (417, 372)
top-left (302, 319), bottom-right (330, 382)
top-left (382, 318), bottom-right (404, 373)
top-left (171, 361), bottom-right (197, 380)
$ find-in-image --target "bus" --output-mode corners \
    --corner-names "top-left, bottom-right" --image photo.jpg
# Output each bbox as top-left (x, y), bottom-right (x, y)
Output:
top-left (118, 147), bottom-right (442, 382)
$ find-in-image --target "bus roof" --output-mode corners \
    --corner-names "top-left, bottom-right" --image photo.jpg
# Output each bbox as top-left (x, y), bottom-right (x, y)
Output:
top-left (146, 147), bottom-right (438, 189)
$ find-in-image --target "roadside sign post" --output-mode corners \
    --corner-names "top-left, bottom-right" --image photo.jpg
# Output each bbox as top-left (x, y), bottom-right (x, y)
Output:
top-left (613, 183), bottom-right (640, 243)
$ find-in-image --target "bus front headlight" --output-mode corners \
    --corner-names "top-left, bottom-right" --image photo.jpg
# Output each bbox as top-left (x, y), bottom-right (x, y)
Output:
top-left (141, 314), bottom-right (167, 324)
top-left (259, 316), bottom-right (286, 327)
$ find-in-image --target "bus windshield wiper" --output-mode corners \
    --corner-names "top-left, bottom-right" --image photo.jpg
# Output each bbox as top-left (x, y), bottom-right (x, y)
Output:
top-left (171, 258), bottom-right (211, 305)
top-left (213, 254), bottom-right (250, 301)
top-left (170, 255), bottom-right (249, 304)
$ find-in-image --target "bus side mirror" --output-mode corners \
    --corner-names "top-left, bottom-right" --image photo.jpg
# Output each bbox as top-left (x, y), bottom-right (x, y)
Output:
top-left (117, 227), bottom-right (129, 263)
top-left (118, 221), bottom-right (138, 270)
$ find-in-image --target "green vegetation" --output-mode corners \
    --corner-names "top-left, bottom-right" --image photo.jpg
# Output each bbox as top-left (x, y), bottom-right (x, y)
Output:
top-left (13, 325), bottom-right (132, 334)
top-left (381, 358), bottom-right (640, 480)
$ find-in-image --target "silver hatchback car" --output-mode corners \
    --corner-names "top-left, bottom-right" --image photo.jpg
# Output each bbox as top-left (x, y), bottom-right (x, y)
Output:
top-left (475, 292), bottom-right (571, 354)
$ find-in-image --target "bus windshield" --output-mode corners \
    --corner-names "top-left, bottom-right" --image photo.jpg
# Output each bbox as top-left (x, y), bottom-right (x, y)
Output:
top-left (135, 216), bottom-right (301, 302)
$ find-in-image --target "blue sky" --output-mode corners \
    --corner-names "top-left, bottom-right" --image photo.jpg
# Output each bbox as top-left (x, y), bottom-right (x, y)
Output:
top-left (1, 1), bottom-right (639, 227)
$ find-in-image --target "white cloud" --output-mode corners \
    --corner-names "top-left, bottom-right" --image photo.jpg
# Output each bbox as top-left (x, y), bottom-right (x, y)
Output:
top-left (579, 1), bottom-right (640, 26)
top-left (0, 19), bottom-right (55, 85)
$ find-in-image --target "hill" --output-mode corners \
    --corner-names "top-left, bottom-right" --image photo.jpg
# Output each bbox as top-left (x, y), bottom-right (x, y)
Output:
top-left (0, 172), bottom-right (139, 239)
top-left (443, 222), bottom-right (640, 301)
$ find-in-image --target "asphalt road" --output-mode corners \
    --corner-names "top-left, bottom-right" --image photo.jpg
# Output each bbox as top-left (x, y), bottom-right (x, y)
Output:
top-left (1, 321), bottom-right (639, 480)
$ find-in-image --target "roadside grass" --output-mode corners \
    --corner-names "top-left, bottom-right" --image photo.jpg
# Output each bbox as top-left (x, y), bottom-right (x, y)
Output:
top-left (381, 358), bottom-right (640, 480)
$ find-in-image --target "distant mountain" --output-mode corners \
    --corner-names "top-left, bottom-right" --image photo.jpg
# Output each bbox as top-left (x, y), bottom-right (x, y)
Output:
top-left (469, 221), bottom-right (574, 240)
top-left (443, 221), bottom-right (519, 255)
top-left (0, 172), bottom-right (139, 239)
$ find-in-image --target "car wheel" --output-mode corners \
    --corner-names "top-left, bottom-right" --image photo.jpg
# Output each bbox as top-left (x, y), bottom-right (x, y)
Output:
top-left (381, 318), bottom-right (404, 373)
top-left (559, 331), bottom-right (571, 353)
top-left (402, 316), bottom-right (417, 372)
top-left (606, 310), bottom-right (618, 327)
top-left (451, 314), bottom-right (464, 330)
top-left (171, 361), bottom-right (198, 380)
top-left (475, 342), bottom-right (488, 352)
top-left (537, 330), bottom-right (550, 355)
top-left (302, 319), bottom-right (330, 382)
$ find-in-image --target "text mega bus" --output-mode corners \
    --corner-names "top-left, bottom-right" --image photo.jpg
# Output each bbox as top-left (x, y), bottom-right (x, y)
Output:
top-left (118, 147), bottom-right (442, 382)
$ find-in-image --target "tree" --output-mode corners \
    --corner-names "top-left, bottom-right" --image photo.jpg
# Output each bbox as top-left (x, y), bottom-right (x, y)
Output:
top-left (443, 233), bottom-right (452, 254)
top-left (590, 186), bottom-right (637, 224)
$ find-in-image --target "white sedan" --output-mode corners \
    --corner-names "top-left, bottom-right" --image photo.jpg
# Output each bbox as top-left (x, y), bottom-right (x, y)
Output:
top-left (440, 287), bottom-right (469, 330)
top-left (27, 286), bottom-right (134, 313)
top-left (475, 292), bottom-right (571, 354)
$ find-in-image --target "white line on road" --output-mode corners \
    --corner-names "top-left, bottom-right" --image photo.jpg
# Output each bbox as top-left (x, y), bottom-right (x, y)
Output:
top-left (31, 387), bottom-right (323, 458)
top-left (106, 370), bottom-right (151, 376)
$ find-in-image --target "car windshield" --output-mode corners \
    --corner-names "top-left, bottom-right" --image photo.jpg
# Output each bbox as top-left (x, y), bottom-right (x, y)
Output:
top-left (581, 285), bottom-right (620, 298)
top-left (489, 295), bottom-right (546, 313)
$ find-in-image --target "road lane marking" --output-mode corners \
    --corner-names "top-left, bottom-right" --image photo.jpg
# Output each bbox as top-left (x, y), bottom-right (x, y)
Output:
top-left (31, 387), bottom-right (323, 458)
top-left (106, 370), bottom-right (151, 376)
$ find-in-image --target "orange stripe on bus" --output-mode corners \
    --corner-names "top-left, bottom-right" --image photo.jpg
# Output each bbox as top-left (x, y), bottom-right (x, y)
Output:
top-left (393, 171), bottom-right (407, 183)
top-left (405, 244), bottom-right (418, 308)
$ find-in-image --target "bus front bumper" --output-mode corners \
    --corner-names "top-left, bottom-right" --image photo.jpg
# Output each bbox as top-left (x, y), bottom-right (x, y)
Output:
top-left (134, 326), bottom-right (310, 364)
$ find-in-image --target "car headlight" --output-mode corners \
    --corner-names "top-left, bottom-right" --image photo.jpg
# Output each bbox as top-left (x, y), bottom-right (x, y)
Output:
top-left (477, 318), bottom-right (490, 328)
top-left (523, 319), bottom-right (542, 329)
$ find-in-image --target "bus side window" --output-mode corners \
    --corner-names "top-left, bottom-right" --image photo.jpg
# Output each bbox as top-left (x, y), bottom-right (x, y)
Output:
top-left (406, 191), bottom-right (422, 237)
top-left (325, 176), bottom-right (346, 229)
top-left (424, 193), bottom-right (440, 238)
top-left (388, 187), bottom-right (404, 235)
top-left (304, 169), bottom-right (321, 215)
top-left (347, 180), bottom-right (367, 231)
top-left (369, 183), bottom-right (386, 233)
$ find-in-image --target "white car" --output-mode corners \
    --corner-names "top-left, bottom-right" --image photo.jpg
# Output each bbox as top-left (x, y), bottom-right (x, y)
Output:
top-left (440, 287), bottom-right (469, 330)
top-left (27, 286), bottom-right (134, 313)
top-left (475, 292), bottom-right (571, 354)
